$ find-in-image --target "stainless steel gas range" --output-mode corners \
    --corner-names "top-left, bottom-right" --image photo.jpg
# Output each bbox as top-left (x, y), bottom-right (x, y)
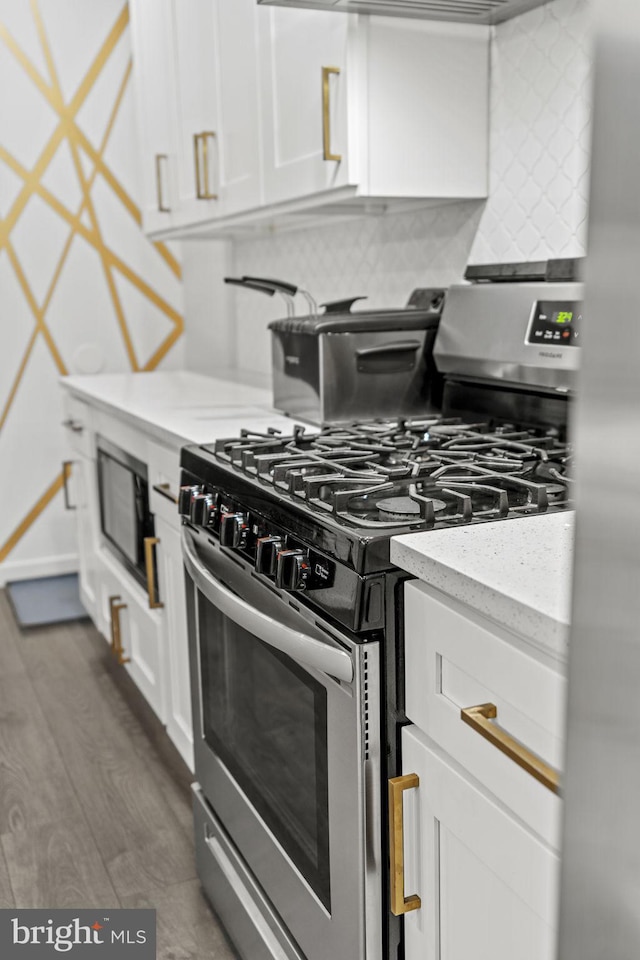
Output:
top-left (179, 260), bottom-right (582, 960)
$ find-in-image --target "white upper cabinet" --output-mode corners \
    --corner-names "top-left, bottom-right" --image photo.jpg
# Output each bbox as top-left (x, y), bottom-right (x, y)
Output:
top-left (170, 0), bottom-right (262, 226)
top-left (129, 1), bottom-right (490, 236)
top-left (259, 12), bottom-right (489, 208)
top-left (258, 8), bottom-right (352, 204)
top-left (129, 0), bottom-right (178, 232)
top-left (364, 19), bottom-right (489, 199)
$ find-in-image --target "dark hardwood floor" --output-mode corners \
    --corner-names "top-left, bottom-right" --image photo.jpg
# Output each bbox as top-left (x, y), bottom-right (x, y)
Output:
top-left (0, 590), bottom-right (237, 959)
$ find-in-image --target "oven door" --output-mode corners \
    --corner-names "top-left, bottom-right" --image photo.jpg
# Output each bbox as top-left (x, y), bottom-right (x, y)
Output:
top-left (182, 527), bottom-right (382, 960)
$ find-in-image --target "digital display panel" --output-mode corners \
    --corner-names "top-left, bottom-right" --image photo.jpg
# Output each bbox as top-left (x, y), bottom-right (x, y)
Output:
top-left (526, 300), bottom-right (582, 347)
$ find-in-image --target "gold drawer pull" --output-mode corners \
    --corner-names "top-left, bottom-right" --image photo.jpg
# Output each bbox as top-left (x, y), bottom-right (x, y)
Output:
top-left (193, 131), bottom-right (218, 199)
top-left (155, 153), bottom-right (170, 212)
top-left (144, 536), bottom-right (164, 610)
top-left (322, 66), bottom-right (342, 162)
top-left (108, 595), bottom-right (120, 653)
top-left (388, 774), bottom-right (421, 916)
top-left (62, 461), bottom-right (75, 511)
top-left (152, 482), bottom-right (179, 505)
top-left (62, 417), bottom-right (83, 433)
top-left (109, 595), bottom-right (130, 665)
top-left (461, 703), bottom-right (560, 795)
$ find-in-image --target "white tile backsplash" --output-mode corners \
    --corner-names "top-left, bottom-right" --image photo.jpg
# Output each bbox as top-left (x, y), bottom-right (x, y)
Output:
top-left (200, 0), bottom-right (593, 378)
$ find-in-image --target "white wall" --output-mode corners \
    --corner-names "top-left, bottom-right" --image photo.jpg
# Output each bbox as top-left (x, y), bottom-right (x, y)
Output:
top-left (0, 0), bottom-right (183, 585)
top-left (182, 0), bottom-right (592, 382)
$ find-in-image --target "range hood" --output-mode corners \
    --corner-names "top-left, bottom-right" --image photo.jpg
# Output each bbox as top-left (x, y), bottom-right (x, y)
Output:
top-left (257, 0), bottom-right (556, 25)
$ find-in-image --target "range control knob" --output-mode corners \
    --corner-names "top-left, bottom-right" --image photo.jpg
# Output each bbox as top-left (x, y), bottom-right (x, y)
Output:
top-left (189, 492), bottom-right (207, 525)
top-left (275, 549), bottom-right (310, 592)
top-left (179, 484), bottom-right (201, 517)
top-left (255, 536), bottom-right (283, 576)
top-left (219, 512), bottom-right (249, 549)
top-left (191, 493), bottom-right (216, 527)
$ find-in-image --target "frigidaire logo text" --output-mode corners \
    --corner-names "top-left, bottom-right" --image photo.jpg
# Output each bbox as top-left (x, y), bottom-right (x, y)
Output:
top-left (0, 909), bottom-right (156, 957)
top-left (12, 918), bottom-right (147, 952)
top-left (285, 355), bottom-right (300, 365)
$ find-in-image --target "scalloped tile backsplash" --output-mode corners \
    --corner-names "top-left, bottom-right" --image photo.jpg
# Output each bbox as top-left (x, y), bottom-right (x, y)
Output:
top-left (228, 0), bottom-right (592, 376)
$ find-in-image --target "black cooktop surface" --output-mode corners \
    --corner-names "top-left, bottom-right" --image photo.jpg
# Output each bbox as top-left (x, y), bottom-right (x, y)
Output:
top-left (182, 418), bottom-right (572, 575)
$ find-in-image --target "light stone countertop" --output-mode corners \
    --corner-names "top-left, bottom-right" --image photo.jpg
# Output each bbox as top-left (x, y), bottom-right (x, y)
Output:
top-left (391, 511), bottom-right (574, 660)
top-left (61, 370), bottom-right (307, 447)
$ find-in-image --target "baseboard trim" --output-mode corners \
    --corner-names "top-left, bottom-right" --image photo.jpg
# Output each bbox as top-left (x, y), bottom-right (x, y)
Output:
top-left (0, 554), bottom-right (78, 587)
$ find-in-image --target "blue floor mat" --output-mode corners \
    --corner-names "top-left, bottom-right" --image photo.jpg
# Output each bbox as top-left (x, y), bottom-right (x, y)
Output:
top-left (6, 573), bottom-right (88, 627)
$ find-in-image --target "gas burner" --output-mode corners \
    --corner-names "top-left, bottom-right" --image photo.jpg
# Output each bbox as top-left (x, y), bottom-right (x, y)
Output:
top-left (376, 496), bottom-right (446, 522)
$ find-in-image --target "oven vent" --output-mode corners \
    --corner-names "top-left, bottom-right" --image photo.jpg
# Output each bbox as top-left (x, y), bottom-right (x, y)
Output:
top-left (256, 0), bottom-right (556, 25)
top-left (362, 651), bottom-right (370, 761)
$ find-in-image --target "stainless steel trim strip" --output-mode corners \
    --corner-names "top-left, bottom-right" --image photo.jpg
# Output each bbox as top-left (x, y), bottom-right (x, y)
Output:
top-left (182, 528), bottom-right (353, 683)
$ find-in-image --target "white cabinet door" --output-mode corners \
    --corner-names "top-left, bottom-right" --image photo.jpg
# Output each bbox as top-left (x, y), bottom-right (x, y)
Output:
top-left (365, 19), bottom-right (489, 199)
top-left (67, 455), bottom-right (100, 622)
top-left (171, 0), bottom-right (262, 226)
top-left (258, 6), bottom-right (352, 206)
top-left (400, 726), bottom-right (560, 960)
top-left (98, 552), bottom-right (166, 722)
top-left (155, 517), bottom-right (194, 771)
top-left (129, 0), bottom-right (178, 232)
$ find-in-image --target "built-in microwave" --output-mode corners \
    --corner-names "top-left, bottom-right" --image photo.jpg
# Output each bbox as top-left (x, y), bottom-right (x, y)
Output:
top-left (96, 436), bottom-right (158, 597)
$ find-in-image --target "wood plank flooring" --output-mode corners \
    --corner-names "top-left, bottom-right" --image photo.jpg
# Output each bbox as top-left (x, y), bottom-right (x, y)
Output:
top-left (0, 590), bottom-right (237, 959)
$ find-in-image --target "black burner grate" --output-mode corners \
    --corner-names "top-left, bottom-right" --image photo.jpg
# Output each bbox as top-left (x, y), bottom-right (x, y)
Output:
top-left (204, 418), bottom-right (572, 532)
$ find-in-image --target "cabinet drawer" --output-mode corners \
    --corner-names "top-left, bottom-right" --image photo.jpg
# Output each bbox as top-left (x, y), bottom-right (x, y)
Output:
top-left (61, 393), bottom-right (93, 458)
top-left (404, 580), bottom-right (566, 847)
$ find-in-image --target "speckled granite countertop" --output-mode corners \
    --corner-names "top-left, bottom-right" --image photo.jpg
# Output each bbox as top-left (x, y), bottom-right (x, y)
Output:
top-left (61, 371), bottom-right (299, 447)
top-left (391, 511), bottom-right (574, 660)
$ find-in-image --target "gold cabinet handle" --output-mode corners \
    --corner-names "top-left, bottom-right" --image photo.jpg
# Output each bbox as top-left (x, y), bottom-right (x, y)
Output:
top-left (144, 536), bottom-right (164, 610)
top-left (110, 596), bottom-right (130, 665)
top-left (388, 773), bottom-right (421, 916)
top-left (62, 461), bottom-right (75, 511)
top-left (155, 153), bottom-right (170, 212)
top-left (152, 482), bottom-right (179, 505)
top-left (461, 703), bottom-right (560, 795)
top-left (193, 132), bottom-right (218, 199)
top-left (108, 595), bottom-right (120, 653)
top-left (322, 66), bottom-right (342, 162)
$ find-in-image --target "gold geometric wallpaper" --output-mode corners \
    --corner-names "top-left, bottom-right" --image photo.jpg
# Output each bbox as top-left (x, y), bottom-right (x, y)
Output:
top-left (0, 0), bottom-right (183, 574)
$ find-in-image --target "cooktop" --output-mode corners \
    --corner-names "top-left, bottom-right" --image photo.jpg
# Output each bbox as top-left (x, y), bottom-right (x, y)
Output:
top-left (181, 418), bottom-right (572, 576)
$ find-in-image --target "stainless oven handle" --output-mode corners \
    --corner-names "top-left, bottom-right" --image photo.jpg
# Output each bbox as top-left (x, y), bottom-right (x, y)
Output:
top-left (182, 529), bottom-right (353, 683)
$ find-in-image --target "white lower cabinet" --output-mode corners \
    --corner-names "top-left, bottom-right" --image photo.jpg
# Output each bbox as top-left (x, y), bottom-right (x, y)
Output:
top-left (65, 454), bottom-right (100, 623)
top-left (97, 553), bottom-right (165, 722)
top-left (155, 516), bottom-right (194, 770)
top-left (400, 725), bottom-right (560, 960)
top-left (403, 580), bottom-right (565, 848)
top-left (63, 401), bottom-right (194, 769)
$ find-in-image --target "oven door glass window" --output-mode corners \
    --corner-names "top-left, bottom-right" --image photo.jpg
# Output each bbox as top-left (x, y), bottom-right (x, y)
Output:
top-left (99, 453), bottom-right (140, 565)
top-left (197, 591), bottom-right (331, 911)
